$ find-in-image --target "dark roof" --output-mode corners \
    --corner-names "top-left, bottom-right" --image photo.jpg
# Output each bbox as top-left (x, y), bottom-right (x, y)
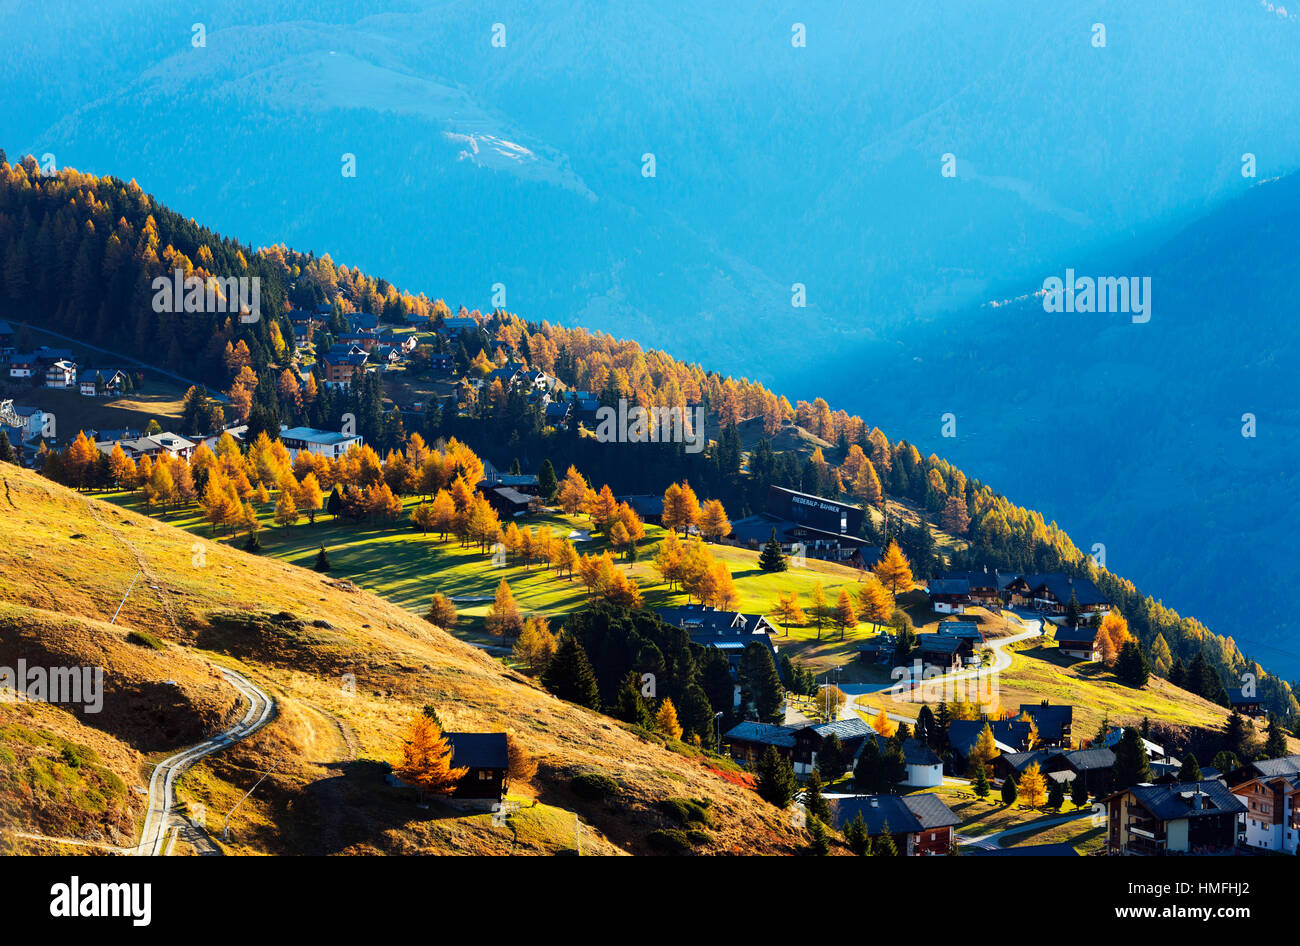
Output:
top-left (916, 635), bottom-right (965, 655)
top-left (657, 604), bottom-right (774, 636)
top-left (947, 720), bottom-right (1034, 758)
top-left (1226, 688), bottom-right (1260, 704)
top-left (829, 792), bottom-right (959, 834)
top-left (1001, 749), bottom-right (1059, 773)
top-left (996, 571), bottom-right (1022, 590)
top-left (1018, 702), bottom-right (1074, 740)
top-left (937, 621), bottom-right (983, 639)
top-left (621, 494), bottom-right (665, 517)
top-left (854, 734), bottom-right (943, 768)
top-left (446, 732), bottom-right (508, 769)
top-left (724, 721), bottom-right (796, 749)
top-left (971, 842), bottom-right (1080, 857)
top-left (1064, 747), bottom-right (1116, 771)
top-left (927, 578), bottom-right (970, 595)
top-left (1054, 626), bottom-right (1099, 645)
top-left (491, 486), bottom-right (535, 505)
top-left (808, 718), bottom-right (873, 742)
top-left (728, 513), bottom-right (875, 548)
top-left (940, 569), bottom-right (1000, 590)
top-left (1123, 780), bottom-right (1246, 820)
top-left (1020, 573), bottom-right (1108, 607)
top-left (1248, 755), bottom-right (1300, 778)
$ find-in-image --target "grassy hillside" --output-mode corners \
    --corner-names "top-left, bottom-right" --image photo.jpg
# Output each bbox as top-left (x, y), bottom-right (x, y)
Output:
top-left (92, 488), bottom-right (886, 657)
top-left (0, 467), bottom-right (806, 855)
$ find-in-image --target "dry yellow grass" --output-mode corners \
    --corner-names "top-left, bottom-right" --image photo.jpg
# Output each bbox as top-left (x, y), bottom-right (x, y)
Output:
top-left (0, 466), bottom-right (804, 855)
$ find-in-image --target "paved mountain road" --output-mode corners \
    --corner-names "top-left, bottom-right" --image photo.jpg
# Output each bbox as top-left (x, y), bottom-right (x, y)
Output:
top-left (135, 667), bottom-right (275, 856)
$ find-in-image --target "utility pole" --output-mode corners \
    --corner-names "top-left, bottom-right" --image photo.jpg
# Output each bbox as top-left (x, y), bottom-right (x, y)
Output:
top-left (222, 760), bottom-right (282, 840)
top-left (109, 570), bottom-right (142, 625)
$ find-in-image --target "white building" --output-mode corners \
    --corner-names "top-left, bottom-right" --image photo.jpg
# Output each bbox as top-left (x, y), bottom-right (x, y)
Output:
top-left (278, 426), bottom-right (363, 460)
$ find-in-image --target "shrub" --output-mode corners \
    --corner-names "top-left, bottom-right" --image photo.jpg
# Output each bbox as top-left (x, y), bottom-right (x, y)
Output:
top-left (570, 772), bottom-right (620, 801)
top-left (126, 630), bottom-right (164, 650)
top-left (646, 829), bottom-right (692, 854)
top-left (657, 797), bottom-right (713, 827)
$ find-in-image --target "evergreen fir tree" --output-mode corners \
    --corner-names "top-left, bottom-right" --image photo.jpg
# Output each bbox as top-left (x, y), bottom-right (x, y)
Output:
top-left (1115, 641), bottom-right (1150, 688)
top-left (815, 733), bottom-right (847, 782)
top-left (844, 812), bottom-right (870, 856)
top-left (874, 823), bottom-right (898, 857)
top-left (1178, 753), bottom-right (1202, 782)
top-left (1047, 777), bottom-right (1065, 810)
top-left (538, 458), bottom-right (558, 500)
top-left (804, 769), bottom-right (831, 822)
top-left (313, 544), bottom-right (331, 572)
top-left (972, 761), bottom-right (990, 798)
top-left (756, 746), bottom-right (796, 808)
top-left (854, 738), bottom-right (884, 794)
top-left (541, 634), bottom-right (602, 710)
top-left (1070, 774), bottom-right (1089, 809)
top-left (1001, 774), bottom-right (1019, 805)
top-left (806, 815), bottom-right (829, 856)
top-left (758, 528), bottom-right (788, 572)
top-left (1111, 727), bottom-right (1152, 789)
top-left (1264, 714), bottom-right (1290, 759)
top-left (612, 670), bottom-right (652, 727)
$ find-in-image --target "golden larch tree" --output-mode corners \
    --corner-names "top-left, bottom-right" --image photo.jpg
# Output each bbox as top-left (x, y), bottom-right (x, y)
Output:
top-left (395, 715), bottom-right (468, 799)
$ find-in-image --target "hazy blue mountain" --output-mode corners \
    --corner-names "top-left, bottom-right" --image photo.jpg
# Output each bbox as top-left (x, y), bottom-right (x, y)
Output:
top-left (3, 1), bottom-right (1299, 670)
top-left (820, 173), bottom-right (1300, 676)
top-left (4, 1), bottom-right (1299, 377)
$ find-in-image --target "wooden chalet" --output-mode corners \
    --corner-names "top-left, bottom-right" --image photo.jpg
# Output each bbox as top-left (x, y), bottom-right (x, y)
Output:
top-left (722, 721), bottom-right (797, 766)
top-left (1054, 625), bottom-right (1100, 661)
top-left (915, 634), bottom-right (969, 673)
top-left (828, 793), bottom-right (960, 856)
top-left (1017, 700), bottom-right (1074, 748)
top-left (445, 732), bottom-right (509, 804)
top-left (1230, 758), bottom-right (1300, 854)
top-left (1226, 687), bottom-right (1265, 718)
top-left (1105, 780), bottom-right (1245, 855)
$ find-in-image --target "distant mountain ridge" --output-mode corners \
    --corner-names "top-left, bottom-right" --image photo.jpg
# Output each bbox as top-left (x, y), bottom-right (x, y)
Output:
top-left (825, 172), bottom-right (1300, 677)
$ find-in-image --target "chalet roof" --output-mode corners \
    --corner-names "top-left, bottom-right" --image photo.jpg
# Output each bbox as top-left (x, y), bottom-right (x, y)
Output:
top-left (1249, 755), bottom-right (1300, 778)
top-left (1065, 748), bottom-right (1116, 771)
top-left (279, 427), bottom-right (358, 446)
top-left (939, 569), bottom-right (1000, 590)
top-left (1123, 780), bottom-right (1245, 820)
top-left (829, 792), bottom-right (959, 834)
top-left (927, 578), bottom-right (970, 596)
top-left (1018, 701), bottom-right (1074, 740)
top-left (446, 732), bottom-right (508, 769)
top-left (807, 718), bottom-right (873, 742)
top-left (1055, 625), bottom-right (1099, 645)
top-left (1020, 573), bottom-right (1108, 607)
top-left (915, 635), bottom-right (965, 655)
top-left (937, 621), bottom-right (983, 640)
top-left (491, 486), bottom-right (535, 505)
top-left (724, 721), bottom-right (796, 749)
top-left (853, 734), bottom-right (943, 768)
top-left (1226, 688), bottom-right (1260, 704)
top-left (947, 720), bottom-right (1033, 759)
top-left (1001, 749), bottom-right (1059, 773)
top-left (149, 433), bottom-right (194, 451)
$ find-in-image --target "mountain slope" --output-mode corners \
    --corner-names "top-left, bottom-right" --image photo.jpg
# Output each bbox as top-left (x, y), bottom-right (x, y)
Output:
top-left (7, 0), bottom-right (1299, 379)
top-left (828, 172), bottom-right (1300, 677)
top-left (0, 466), bottom-right (802, 854)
